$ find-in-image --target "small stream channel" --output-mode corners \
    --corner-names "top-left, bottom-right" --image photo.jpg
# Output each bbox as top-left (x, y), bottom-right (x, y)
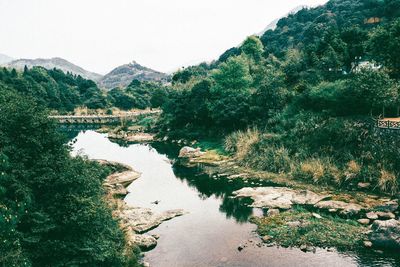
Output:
top-left (69, 130), bottom-right (399, 267)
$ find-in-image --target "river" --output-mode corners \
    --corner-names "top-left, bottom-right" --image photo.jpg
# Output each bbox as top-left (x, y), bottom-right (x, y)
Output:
top-left (70, 130), bottom-right (400, 267)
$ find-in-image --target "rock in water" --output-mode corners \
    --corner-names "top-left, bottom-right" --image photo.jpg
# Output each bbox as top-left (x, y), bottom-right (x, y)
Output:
top-left (178, 146), bottom-right (204, 158)
top-left (106, 170), bottom-right (141, 187)
top-left (232, 187), bottom-right (330, 209)
top-left (370, 219), bottom-right (400, 249)
top-left (120, 206), bottom-right (187, 233)
top-left (130, 234), bottom-right (157, 250)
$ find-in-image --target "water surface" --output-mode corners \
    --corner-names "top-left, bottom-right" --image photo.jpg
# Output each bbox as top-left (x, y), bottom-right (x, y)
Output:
top-left (71, 130), bottom-right (400, 267)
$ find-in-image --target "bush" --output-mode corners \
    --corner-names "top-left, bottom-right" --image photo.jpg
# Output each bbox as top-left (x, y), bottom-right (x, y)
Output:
top-left (378, 169), bottom-right (398, 195)
top-left (224, 128), bottom-right (260, 159)
top-left (294, 158), bottom-right (341, 185)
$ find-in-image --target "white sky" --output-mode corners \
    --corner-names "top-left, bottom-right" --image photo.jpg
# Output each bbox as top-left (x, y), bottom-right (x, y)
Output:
top-left (0, 0), bottom-right (327, 74)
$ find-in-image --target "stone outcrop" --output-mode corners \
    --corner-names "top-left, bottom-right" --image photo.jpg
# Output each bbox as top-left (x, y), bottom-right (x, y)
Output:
top-left (99, 159), bottom-right (186, 251)
top-left (108, 131), bottom-right (154, 143)
top-left (376, 200), bottom-right (399, 213)
top-left (178, 146), bottom-right (204, 159)
top-left (106, 170), bottom-right (141, 187)
top-left (232, 187), bottom-right (330, 209)
top-left (119, 206), bottom-right (186, 233)
top-left (314, 200), bottom-right (364, 216)
top-left (370, 219), bottom-right (400, 249)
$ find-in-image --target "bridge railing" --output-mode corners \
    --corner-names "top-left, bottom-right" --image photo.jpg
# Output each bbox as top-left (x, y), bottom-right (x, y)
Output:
top-left (377, 119), bottom-right (400, 130)
top-left (49, 110), bottom-right (161, 124)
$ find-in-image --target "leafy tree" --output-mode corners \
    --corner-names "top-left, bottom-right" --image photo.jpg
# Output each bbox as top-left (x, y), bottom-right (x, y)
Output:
top-left (368, 18), bottom-right (400, 77)
top-left (344, 69), bottom-right (398, 115)
top-left (0, 90), bottom-right (134, 266)
top-left (240, 36), bottom-right (264, 62)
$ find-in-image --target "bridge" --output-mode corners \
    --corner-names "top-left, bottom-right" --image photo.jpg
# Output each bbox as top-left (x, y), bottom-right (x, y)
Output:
top-left (377, 118), bottom-right (400, 130)
top-left (49, 110), bottom-right (160, 124)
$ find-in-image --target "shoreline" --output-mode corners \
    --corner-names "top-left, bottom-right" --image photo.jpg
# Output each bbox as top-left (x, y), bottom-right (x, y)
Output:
top-left (96, 160), bottom-right (186, 256)
top-left (176, 145), bottom-right (400, 253)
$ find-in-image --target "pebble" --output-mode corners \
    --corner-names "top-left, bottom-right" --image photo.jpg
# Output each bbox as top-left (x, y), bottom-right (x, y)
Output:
top-left (312, 213), bottom-right (322, 219)
top-left (363, 241), bottom-right (373, 248)
top-left (261, 235), bottom-right (273, 243)
top-left (357, 218), bottom-right (371, 225)
top-left (267, 209), bottom-right (280, 217)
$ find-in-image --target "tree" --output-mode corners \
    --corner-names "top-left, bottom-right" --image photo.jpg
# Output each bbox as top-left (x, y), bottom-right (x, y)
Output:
top-left (368, 19), bottom-right (400, 77)
top-left (240, 36), bottom-right (264, 62)
top-left (0, 90), bottom-right (132, 266)
top-left (344, 70), bottom-right (398, 115)
top-left (212, 56), bottom-right (252, 91)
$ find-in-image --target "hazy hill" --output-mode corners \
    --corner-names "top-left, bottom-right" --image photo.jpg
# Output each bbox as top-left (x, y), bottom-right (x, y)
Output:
top-left (3, 57), bottom-right (103, 82)
top-left (0, 53), bottom-right (14, 65)
top-left (99, 61), bottom-right (169, 90)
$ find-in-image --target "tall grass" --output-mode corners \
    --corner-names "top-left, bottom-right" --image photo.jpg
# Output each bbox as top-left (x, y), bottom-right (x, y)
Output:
top-left (378, 169), bottom-right (398, 195)
top-left (224, 128), bottom-right (260, 160)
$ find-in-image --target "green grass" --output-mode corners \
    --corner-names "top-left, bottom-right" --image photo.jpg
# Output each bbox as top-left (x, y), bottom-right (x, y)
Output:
top-left (251, 207), bottom-right (367, 250)
top-left (194, 139), bottom-right (227, 155)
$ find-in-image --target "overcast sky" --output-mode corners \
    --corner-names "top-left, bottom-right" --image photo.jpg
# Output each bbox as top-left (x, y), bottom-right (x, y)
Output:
top-left (0, 0), bottom-right (327, 74)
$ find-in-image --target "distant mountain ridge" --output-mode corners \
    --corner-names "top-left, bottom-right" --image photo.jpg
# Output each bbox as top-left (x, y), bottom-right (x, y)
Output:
top-left (99, 61), bottom-right (169, 90)
top-left (0, 53), bottom-right (14, 65)
top-left (3, 57), bottom-right (103, 82)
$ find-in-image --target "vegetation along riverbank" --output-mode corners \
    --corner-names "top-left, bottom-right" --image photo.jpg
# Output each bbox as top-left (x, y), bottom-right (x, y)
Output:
top-left (1, 0), bottom-right (400, 265)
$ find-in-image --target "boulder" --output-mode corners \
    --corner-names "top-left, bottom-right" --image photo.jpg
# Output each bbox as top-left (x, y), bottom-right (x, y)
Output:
top-left (363, 240), bottom-right (373, 248)
top-left (267, 209), bottom-right (280, 217)
top-left (232, 187), bottom-right (330, 210)
top-left (358, 182), bottom-right (371, 189)
top-left (178, 146), bottom-right (204, 158)
top-left (130, 234), bottom-right (157, 250)
top-left (376, 211), bottom-right (396, 220)
top-left (312, 213), bottom-right (322, 219)
top-left (120, 206), bottom-right (186, 233)
top-left (366, 211), bottom-right (379, 220)
top-left (370, 219), bottom-right (400, 249)
top-left (106, 170), bottom-right (141, 187)
top-left (261, 235), bottom-right (273, 243)
top-left (376, 200), bottom-right (399, 213)
top-left (314, 200), bottom-right (364, 216)
top-left (357, 219), bottom-right (371, 225)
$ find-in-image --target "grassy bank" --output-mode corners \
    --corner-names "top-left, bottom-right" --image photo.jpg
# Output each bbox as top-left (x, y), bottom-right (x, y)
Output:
top-left (251, 207), bottom-right (367, 250)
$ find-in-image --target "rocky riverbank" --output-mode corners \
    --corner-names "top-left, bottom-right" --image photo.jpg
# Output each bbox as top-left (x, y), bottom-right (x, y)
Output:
top-left (97, 160), bottom-right (186, 252)
top-left (176, 146), bottom-right (400, 252)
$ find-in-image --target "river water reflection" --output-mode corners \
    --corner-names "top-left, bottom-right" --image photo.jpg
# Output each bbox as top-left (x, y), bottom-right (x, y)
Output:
top-left (70, 130), bottom-right (400, 267)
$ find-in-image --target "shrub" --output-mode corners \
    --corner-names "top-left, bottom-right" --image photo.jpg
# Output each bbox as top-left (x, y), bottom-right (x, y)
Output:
top-left (378, 169), bottom-right (398, 195)
top-left (294, 158), bottom-right (342, 185)
top-left (343, 160), bottom-right (361, 182)
top-left (224, 128), bottom-right (260, 160)
top-left (244, 144), bottom-right (292, 173)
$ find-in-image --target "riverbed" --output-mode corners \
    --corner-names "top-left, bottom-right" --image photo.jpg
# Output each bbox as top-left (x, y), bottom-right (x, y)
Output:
top-left (70, 130), bottom-right (399, 267)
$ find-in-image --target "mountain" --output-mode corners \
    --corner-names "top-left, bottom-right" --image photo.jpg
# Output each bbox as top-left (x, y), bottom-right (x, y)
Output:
top-left (0, 53), bottom-right (14, 65)
top-left (3, 57), bottom-right (102, 82)
top-left (99, 61), bottom-right (169, 90)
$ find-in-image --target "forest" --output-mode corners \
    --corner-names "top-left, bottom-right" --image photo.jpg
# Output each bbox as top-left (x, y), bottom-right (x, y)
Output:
top-left (158, 0), bottom-right (400, 194)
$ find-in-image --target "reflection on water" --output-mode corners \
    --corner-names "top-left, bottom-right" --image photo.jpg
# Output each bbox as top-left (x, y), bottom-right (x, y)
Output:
top-left (70, 130), bottom-right (400, 267)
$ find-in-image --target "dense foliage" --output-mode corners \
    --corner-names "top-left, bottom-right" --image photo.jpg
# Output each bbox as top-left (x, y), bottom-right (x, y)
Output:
top-left (0, 67), bottom-right (107, 112)
top-left (159, 0), bottom-right (400, 194)
top-left (0, 90), bottom-right (137, 266)
top-left (107, 79), bottom-right (170, 110)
